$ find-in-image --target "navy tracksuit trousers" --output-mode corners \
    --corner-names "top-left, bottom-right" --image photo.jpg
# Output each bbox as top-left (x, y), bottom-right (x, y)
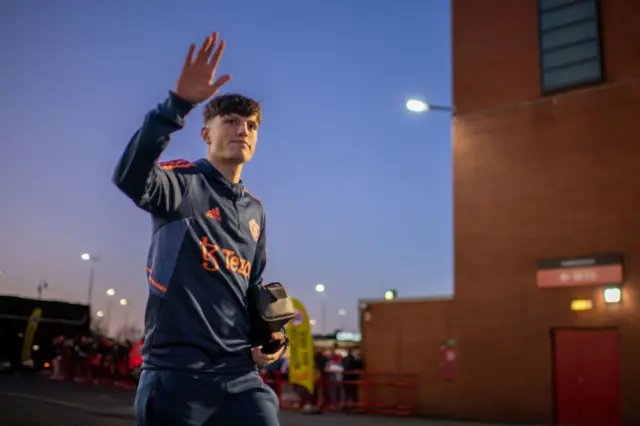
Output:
top-left (134, 370), bottom-right (279, 426)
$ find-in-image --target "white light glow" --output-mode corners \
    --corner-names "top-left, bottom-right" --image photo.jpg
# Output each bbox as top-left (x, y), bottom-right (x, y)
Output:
top-left (406, 98), bottom-right (429, 113)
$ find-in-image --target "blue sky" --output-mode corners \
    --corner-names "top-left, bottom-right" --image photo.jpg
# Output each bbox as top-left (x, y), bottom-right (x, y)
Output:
top-left (0, 0), bottom-right (452, 334)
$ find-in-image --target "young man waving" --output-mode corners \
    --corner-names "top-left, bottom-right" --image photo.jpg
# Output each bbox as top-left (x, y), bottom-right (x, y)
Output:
top-left (113, 32), bottom-right (285, 426)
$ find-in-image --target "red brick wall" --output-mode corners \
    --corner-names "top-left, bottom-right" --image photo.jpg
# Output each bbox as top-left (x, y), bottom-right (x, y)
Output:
top-left (360, 299), bottom-right (454, 415)
top-left (452, 0), bottom-right (640, 423)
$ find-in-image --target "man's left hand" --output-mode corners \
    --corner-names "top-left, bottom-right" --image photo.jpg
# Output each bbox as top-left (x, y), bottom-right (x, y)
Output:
top-left (252, 331), bottom-right (286, 366)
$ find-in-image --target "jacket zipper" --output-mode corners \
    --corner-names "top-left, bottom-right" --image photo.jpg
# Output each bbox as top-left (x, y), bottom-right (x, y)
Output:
top-left (233, 199), bottom-right (241, 232)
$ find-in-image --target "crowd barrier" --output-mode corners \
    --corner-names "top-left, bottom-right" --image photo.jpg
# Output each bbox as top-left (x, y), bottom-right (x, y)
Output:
top-left (47, 355), bottom-right (416, 416)
top-left (261, 370), bottom-right (416, 416)
top-left (48, 354), bottom-right (137, 390)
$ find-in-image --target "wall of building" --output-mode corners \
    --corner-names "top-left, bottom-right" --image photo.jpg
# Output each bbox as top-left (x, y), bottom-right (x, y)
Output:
top-left (359, 298), bottom-right (454, 415)
top-left (361, 0), bottom-right (640, 423)
top-left (452, 0), bottom-right (640, 423)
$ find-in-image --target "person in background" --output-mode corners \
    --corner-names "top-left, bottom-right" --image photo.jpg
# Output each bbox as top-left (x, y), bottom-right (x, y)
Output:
top-left (129, 339), bottom-right (144, 382)
top-left (324, 346), bottom-right (344, 408)
top-left (342, 348), bottom-right (364, 408)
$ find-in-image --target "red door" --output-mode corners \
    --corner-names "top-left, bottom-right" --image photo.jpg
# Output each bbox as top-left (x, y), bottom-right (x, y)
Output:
top-left (553, 329), bottom-right (622, 426)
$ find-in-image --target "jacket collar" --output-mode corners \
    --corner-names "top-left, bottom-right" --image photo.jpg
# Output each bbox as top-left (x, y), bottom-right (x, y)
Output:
top-left (194, 158), bottom-right (245, 201)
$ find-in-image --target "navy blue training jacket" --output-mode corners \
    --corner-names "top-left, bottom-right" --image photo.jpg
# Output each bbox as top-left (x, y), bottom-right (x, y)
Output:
top-left (113, 92), bottom-right (267, 373)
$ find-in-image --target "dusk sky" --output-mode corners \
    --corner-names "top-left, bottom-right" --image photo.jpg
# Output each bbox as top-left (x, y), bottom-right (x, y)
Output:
top-left (0, 1), bottom-right (452, 335)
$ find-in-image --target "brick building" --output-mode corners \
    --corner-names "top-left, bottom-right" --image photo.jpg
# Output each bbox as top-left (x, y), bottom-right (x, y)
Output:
top-left (361, 1), bottom-right (640, 424)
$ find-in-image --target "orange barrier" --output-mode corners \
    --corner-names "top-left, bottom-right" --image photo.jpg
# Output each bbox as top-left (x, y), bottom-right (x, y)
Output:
top-left (261, 370), bottom-right (415, 416)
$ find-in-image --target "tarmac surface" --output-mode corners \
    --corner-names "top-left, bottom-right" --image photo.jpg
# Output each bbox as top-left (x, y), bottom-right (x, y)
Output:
top-left (0, 373), bottom-right (538, 426)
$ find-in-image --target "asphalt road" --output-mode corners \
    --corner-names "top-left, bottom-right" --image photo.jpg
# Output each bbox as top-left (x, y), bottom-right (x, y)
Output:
top-left (0, 373), bottom-right (531, 426)
top-left (0, 394), bottom-right (134, 426)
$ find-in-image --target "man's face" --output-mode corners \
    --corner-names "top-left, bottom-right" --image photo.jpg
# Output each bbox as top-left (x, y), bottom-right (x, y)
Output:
top-left (202, 113), bottom-right (260, 164)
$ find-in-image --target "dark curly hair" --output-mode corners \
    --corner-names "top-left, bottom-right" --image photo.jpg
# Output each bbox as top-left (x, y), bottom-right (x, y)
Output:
top-left (203, 93), bottom-right (262, 125)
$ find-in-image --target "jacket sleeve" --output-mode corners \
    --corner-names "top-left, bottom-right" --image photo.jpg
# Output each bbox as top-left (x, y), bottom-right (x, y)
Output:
top-left (112, 92), bottom-right (196, 214)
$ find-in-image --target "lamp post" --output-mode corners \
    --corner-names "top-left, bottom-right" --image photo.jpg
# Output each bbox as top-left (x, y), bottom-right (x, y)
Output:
top-left (81, 253), bottom-right (101, 307)
top-left (315, 284), bottom-right (326, 334)
top-left (120, 298), bottom-right (129, 332)
top-left (105, 288), bottom-right (115, 336)
top-left (384, 289), bottom-right (397, 301)
top-left (338, 309), bottom-right (347, 330)
top-left (37, 280), bottom-right (48, 299)
top-left (94, 310), bottom-right (105, 334)
top-left (405, 98), bottom-right (454, 113)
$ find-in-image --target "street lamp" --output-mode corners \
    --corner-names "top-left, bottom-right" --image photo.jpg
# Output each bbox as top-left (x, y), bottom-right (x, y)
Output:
top-left (315, 284), bottom-right (327, 334)
top-left (81, 253), bottom-right (101, 307)
top-left (105, 288), bottom-right (116, 336)
top-left (405, 98), bottom-right (454, 113)
top-left (338, 309), bottom-right (347, 330)
top-left (95, 310), bottom-right (105, 335)
top-left (384, 289), bottom-right (397, 301)
top-left (37, 280), bottom-right (49, 299)
top-left (119, 298), bottom-right (130, 332)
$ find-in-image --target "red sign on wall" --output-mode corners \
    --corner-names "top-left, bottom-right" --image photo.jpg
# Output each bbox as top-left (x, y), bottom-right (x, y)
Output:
top-left (440, 345), bottom-right (456, 381)
top-left (536, 255), bottom-right (623, 288)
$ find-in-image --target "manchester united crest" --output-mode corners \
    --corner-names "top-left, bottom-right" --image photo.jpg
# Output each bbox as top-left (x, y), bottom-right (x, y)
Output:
top-left (249, 219), bottom-right (260, 242)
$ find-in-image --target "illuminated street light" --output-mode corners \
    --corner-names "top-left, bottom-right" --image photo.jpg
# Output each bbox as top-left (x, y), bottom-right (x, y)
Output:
top-left (119, 298), bottom-right (130, 330)
top-left (314, 284), bottom-right (327, 334)
top-left (103, 288), bottom-right (116, 337)
top-left (384, 289), bottom-right (397, 301)
top-left (96, 311), bottom-right (104, 318)
top-left (405, 98), bottom-right (454, 113)
top-left (81, 253), bottom-right (101, 307)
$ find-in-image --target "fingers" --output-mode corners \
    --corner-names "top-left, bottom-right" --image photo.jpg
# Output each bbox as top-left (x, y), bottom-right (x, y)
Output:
top-left (271, 332), bottom-right (285, 342)
top-left (251, 347), bottom-right (279, 366)
top-left (208, 39), bottom-right (225, 66)
top-left (195, 32), bottom-right (218, 63)
top-left (183, 44), bottom-right (196, 68)
top-left (259, 352), bottom-right (278, 364)
top-left (211, 74), bottom-right (232, 92)
top-left (252, 347), bottom-right (268, 365)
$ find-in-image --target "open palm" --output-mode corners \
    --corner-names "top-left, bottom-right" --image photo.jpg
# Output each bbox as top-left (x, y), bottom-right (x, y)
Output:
top-left (174, 32), bottom-right (232, 104)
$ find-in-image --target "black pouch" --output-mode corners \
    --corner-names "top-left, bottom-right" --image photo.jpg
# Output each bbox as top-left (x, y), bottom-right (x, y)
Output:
top-left (248, 282), bottom-right (295, 354)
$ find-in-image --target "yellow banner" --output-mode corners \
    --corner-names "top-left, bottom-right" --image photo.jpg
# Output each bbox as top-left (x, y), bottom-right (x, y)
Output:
top-left (286, 298), bottom-right (315, 394)
top-left (21, 307), bottom-right (42, 363)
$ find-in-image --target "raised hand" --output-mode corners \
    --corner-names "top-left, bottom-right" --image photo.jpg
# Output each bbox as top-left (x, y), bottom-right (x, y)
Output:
top-left (174, 32), bottom-right (232, 104)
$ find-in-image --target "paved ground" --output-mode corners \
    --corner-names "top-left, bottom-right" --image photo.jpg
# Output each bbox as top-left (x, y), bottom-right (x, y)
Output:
top-left (0, 373), bottom-right (537, 426)
top-left (0, 394), bottom-right (134, 426)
